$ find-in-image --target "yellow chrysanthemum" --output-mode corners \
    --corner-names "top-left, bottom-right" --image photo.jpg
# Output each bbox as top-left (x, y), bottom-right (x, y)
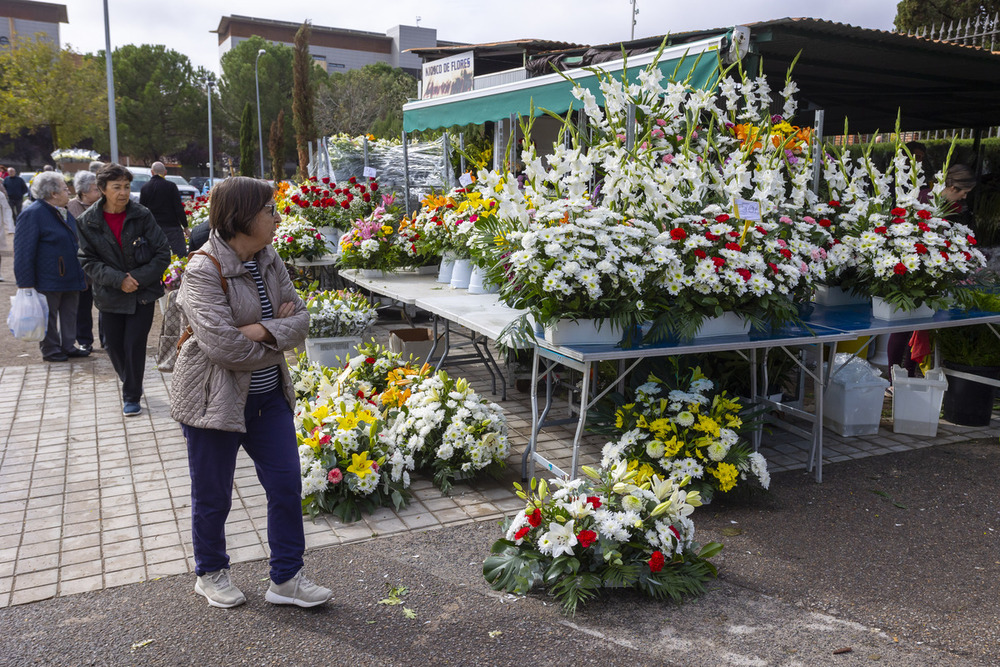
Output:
top-left (710, 462), bottom-right (739, 492)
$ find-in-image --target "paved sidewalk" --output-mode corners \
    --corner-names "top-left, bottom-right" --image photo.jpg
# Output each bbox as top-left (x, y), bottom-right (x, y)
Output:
top-left (2, 343), bottom-right (998, 609)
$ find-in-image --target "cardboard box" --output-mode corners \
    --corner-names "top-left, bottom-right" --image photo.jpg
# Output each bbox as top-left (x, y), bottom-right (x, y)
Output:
top-left (389, 328), bottom-right (440, 365)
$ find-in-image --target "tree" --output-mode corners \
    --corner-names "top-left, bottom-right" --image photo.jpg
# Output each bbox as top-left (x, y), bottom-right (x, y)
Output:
top-left (894, 0), bottom-right (1000, 32)
top-left (316, 62), bottom-right (417, 139)
top-left (239, 102), bottom-right (255, 177)
top-left (0, 36), bottom-right (107, 152)
top-left (100, 44), bottom-right (209, 165)
top-left (292, 22), bottom-right (317, 178)
top-left (269, 109), bottom-right (286, 182)
top-left (218, 37), bottom-right (296, 176)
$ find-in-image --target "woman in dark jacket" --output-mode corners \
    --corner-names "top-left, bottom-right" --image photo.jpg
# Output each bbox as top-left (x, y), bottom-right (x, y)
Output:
top-left (77, 163), bottom-right (170, 416)
top-left (13, 171), bottom-right (88, 361)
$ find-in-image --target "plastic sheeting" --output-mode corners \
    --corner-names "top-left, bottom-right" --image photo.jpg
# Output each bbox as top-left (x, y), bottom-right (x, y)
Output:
top-left (310, 136), bottom-right (455, 215)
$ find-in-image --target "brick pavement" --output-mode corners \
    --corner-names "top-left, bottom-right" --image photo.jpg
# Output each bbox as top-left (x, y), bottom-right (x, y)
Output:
top-left (1, 338), bottom-right (998, 608)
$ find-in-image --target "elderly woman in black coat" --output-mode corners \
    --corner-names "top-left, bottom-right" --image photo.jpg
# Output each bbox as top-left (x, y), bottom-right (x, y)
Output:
top-left (77, 163), bottom-right (170, 416)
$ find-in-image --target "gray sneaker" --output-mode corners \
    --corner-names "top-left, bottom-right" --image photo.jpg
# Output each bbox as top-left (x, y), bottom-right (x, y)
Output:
top-left (265, 571), bottom-right (332, 608)
top-left (194, 569), bottom-right (246, 608)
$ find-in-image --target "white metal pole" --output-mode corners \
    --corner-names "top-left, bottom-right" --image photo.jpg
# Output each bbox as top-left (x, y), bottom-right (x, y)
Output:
top-left (103, 0), bottom-right (118, 163)
top-left (255, 49), bottom-right (266, 180)
top-left (206, 78), bottom-right (214, 184)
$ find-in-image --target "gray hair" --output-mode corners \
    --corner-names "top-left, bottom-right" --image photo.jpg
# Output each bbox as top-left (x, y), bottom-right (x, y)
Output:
top-left (30, 171), bottom-right (66, 201)
top-left (73, 170), bottom-right (97, 194)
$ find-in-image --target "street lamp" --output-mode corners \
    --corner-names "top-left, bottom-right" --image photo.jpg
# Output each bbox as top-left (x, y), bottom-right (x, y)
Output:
top-left (255, 48), bottom-right (266, 180)
top-left (203, 76), bottom-right (215, 185)
top-left (103, 0), bottom-right (118, 162)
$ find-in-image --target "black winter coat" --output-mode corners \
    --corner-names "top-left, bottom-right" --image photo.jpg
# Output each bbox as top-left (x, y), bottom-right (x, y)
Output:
top-left (139, 174), bottom-right (187, 230)
top-left (77, 199), bottom-right (171, 314)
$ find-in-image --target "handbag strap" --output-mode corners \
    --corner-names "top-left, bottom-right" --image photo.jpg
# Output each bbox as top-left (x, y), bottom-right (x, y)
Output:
top-left (176, 250), bottom-right (229, 351)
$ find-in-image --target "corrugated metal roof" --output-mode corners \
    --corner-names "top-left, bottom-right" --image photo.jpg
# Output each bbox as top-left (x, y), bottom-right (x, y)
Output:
top-left (406, 38), bottom-right (587, 57)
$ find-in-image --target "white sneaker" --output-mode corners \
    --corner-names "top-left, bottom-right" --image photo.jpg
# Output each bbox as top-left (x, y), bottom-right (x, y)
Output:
top-left (265, 571), bottom-right (332, 608)
top-left (194, 569), bottom-right (246, 608)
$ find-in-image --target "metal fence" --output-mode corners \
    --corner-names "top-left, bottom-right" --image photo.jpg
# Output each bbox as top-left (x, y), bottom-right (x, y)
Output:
top-left (905, 13), bottom-right (1000, 51)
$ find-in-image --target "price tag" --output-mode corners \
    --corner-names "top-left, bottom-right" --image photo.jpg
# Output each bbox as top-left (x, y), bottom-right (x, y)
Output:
top-left (459, 172), bottom-right (474, 187)
top-left (734, 198), bottom-right (761, 221)
top-left (363, 166), bottom-right (377, 179)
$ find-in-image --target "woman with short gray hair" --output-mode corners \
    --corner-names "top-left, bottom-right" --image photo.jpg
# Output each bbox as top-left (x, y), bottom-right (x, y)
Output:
top-left (13, 169), bottom-right (89, 361)
top-left (69, 171), bottom-right (104, 352)
top-left (29, 171), bottom-right (68, 202)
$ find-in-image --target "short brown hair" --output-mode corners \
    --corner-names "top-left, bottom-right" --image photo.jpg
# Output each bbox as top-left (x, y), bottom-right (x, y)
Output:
top-left (96, 163), bottom-right (132, 190)
top-left (209, 177), bottom-right (274, 241)
top-left (945, 164), bottom-right (976, 190)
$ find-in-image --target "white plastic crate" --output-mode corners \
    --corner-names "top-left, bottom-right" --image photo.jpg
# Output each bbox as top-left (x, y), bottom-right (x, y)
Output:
top-left (892, 365), bottom-right (947, 436)
top-left (304, 336), bottom-right (362, 369)
top-left (823, 357), bottom-right (889, 436)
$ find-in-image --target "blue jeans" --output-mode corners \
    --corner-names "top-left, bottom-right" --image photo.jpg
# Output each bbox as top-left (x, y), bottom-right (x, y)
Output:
top-left (182, 387), bottom-right (305, 584)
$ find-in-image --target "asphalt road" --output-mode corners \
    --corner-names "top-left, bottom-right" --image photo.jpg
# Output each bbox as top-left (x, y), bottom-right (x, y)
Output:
top-left (3, 439), bottom-right (999, 666)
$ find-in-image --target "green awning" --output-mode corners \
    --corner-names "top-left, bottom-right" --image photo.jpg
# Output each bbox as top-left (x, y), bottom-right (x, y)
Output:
top-left (403, 36), bottom-right (725, 132)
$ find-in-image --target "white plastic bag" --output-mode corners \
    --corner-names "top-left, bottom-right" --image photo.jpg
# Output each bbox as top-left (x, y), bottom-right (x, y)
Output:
top-left (7, 288), bottom-right (48, 341)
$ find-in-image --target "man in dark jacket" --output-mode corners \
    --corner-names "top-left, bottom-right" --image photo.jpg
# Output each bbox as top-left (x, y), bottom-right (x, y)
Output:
top-left (139, 162), bottom-right (187, 257)
top-left (4, 167), bottom-right (29, 219)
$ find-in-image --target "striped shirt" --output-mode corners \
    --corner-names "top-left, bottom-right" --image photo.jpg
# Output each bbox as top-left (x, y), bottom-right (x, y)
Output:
top-left (244, 260), bottom-right (281, 395)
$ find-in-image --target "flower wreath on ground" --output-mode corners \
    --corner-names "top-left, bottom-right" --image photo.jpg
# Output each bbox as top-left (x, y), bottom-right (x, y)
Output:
top-left (483, 461), bottom-right (722, 614)
top-left (302, 288), bottom-right (378, 339)
top-left (383, 371), bottom-right (510, 495)
top-left (600, 367), bottom-right (769, 503)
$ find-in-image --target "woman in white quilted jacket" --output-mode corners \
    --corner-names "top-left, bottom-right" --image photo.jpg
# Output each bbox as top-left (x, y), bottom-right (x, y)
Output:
top-left (170, 177), bottom-right (332, 610)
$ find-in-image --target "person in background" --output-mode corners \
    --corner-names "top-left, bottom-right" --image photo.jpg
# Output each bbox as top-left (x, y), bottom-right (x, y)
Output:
top-left (905, 141), bottom-right (933, 181)
top-left (77, 164), bottom-right (170, 416)
top-left (68, 171), bottom-right (104, 352)
top-left (171, 176), bottom-right (331, 610)
top-left (0, 164), bottom-right (15, 280)
top-left (12, 171), bottom-right (89, 362)
top-left (140, 161), bottom-right (188, 258)
top-left (4, 167), bottom-right (28, 219)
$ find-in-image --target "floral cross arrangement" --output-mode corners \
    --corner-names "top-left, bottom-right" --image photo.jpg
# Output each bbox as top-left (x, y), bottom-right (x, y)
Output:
top-left (302, 289), bottom-right (377, 339)
top-left (483, 460), bottom-right (722, 614)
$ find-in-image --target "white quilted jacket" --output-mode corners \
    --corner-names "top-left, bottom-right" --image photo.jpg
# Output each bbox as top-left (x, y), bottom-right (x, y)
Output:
top-left (169, 232), bottom-right (308, 432)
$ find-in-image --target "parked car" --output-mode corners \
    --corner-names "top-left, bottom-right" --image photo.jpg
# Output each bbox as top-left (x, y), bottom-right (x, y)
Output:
top-left (188, 176), bottom-right (225, 195)
top-left (126, 167), bottom-right (198, 202)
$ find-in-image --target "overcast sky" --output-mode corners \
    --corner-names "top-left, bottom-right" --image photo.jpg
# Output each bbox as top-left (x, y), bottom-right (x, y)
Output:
top-left (60, 0), bottom-right (900, 73)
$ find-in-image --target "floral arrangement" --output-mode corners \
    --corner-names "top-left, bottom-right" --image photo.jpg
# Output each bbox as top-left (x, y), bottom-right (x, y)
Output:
top-left (384, 371), bottom-right (510, 494)
top-left (471, 55), bottom-right (830, 340)
top-left (289, 351), bottom-right (337, 402)
top-left (282, 176), bottom-right (383, 231)
top-left (334, 340), bottom-right (410, 402)
top-left (398, 186), bottom-right (497, 265)
top-left (185, 195), bottom-right (210, 228)
top-left (338, 202), bottom-right (405, 273)
top-left (162, 254), bottom-right (188, 291)
top-left (296, 390), bottom-right (408, 522)
top-left (51, 148), bottom-right (100, 161)
top-left (820, 147), bottom-right (985, 311)
top-left (483, 461), bottom-right (722, 614)
top-left (601, 368), bottom-right (769, 502)
top-left (302, 289), bottom-right (378, 339)
top-left (272, 214), bottom-right (329, 262)
top-left (327, 133), bottom-right (401, 151)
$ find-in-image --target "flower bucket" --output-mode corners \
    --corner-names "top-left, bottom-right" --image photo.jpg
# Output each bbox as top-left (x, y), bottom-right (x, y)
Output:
top-left (696, 312), bottom-right (751, 338)
top-left (871, 296), bottom-right (935, 321)
top-left (814, 285), bottom-right (868, 307)
top-left (304, 336), bottom-right (362, 369)
top-left (892, 365), bottom-right (947, 436)
top-left (467, 265), bottom-right (489, 294)
top-left (359, 269), bottom-right (385, 279)
top-left (543, 319), bottom-right (623, 346)
top-left (450, 259), bottom-right (473, 289)
top-left (437, 256), bottom-right (456, 283)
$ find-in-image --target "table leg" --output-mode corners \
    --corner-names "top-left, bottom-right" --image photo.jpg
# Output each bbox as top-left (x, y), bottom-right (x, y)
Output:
top-left (569, 361), bottom-right (593, 479)
top-left (750, 347), bottom-right (761, 452)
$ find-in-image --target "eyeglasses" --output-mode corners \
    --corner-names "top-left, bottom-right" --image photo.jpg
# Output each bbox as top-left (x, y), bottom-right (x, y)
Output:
top-left (263, 203), bottom-right (277, 217)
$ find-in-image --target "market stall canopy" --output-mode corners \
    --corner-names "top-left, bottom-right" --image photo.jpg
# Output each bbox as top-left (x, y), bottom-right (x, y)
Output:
top-left (403, 18), bottom-right (1000, 135)
top-left (738, 18), bottom-right (1000, 134)
top-left (402, 36), bottom-right (725, 132)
